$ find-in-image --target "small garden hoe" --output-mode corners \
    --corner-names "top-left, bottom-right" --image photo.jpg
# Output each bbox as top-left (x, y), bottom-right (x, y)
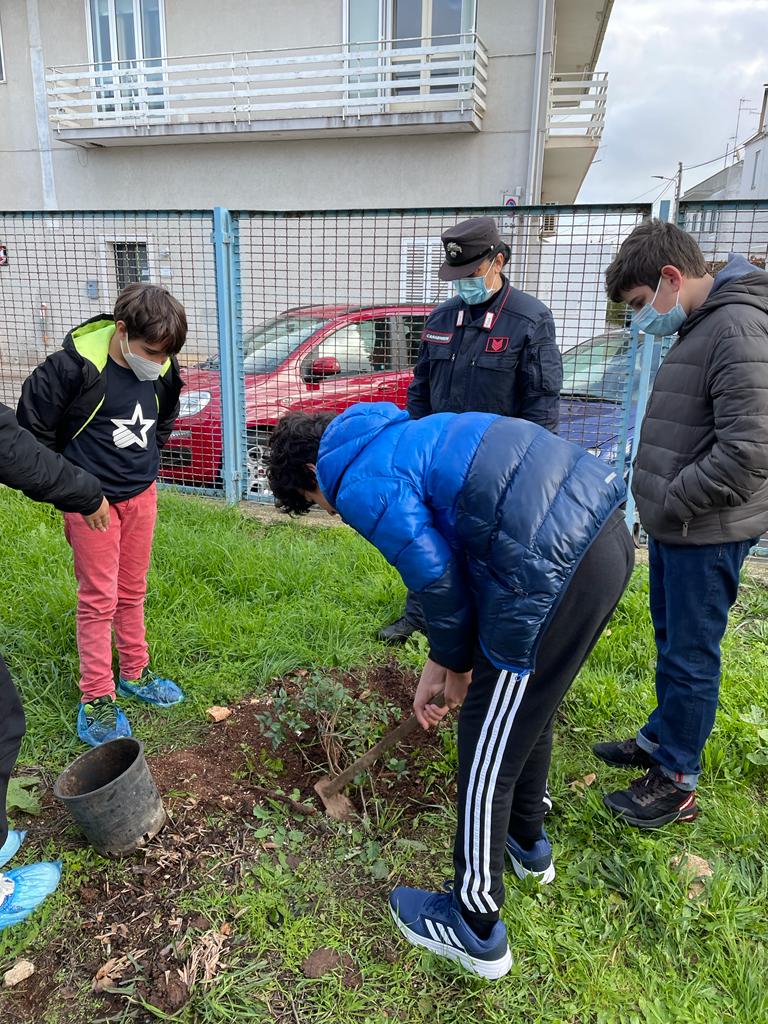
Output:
top-left (314, 691), bottom-right (445, 820)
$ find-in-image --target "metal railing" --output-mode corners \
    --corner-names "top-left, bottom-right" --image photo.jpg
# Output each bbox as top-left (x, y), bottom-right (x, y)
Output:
top-left (547, 72), bottom-right (608, 141)
top-left (46, 35), bottom-right (488, 133)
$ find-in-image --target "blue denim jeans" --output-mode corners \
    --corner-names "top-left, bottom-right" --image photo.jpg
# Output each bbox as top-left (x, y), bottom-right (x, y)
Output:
top-left (636, 536), bottom-right (756, 790)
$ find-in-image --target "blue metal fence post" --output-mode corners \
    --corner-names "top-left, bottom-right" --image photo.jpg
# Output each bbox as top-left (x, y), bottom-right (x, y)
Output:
top-left (615, 322), bottom-right (640, 482)
top-left (212, 207), bottom-right (246, 504)
top-left (624, 329), bottom-right (673, 531)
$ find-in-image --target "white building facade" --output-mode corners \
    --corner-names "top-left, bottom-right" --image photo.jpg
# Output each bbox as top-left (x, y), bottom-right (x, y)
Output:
top-left (0, 0), bottom-right (613, 211)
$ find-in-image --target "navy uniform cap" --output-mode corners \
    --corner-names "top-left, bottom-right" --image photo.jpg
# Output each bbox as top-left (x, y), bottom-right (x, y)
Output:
top-left (438, 216), bottom-right (504, 281)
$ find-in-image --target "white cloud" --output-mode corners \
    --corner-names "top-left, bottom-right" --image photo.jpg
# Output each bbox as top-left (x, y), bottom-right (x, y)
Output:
top-left (578, 0), bottom-right (768, 204)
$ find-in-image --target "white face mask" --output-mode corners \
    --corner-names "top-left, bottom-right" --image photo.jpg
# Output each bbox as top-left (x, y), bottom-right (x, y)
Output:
top-left (120, 334), bottom-right (164, 381)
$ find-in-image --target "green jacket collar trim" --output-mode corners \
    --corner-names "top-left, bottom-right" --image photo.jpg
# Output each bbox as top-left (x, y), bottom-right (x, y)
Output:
top-left (70, 318), bottom-right (172, 377)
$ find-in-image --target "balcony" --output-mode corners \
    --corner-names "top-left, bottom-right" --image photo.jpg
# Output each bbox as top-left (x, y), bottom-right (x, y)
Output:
top-left (543, 72), bottom-right (608, 203)
top-left (547, 72), bottom-right (608, 143)
top-left (46, 36), bottom-right (488, 146)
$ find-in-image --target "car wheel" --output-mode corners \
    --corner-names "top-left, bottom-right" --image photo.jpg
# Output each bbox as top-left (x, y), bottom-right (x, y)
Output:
top-left (246, 428), bottom-right (272, 497)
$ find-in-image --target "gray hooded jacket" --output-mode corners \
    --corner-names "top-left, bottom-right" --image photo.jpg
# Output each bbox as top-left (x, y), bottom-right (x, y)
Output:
top-left (631, 253), bottom-right (768, 544)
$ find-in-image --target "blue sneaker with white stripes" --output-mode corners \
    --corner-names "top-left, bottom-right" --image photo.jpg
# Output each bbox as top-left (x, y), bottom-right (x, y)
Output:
top-left (389, 885), bottom-right (512, 980)
top-left (505, 829), bottom-right (555, 885)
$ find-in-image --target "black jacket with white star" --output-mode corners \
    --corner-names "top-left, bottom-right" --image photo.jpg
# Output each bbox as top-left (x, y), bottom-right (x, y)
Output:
top-left (16, 314), bottom-right (184, 454)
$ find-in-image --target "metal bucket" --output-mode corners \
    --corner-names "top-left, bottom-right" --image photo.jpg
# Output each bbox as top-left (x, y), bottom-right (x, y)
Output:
top-left (53, 738), bottom-right (166, 856)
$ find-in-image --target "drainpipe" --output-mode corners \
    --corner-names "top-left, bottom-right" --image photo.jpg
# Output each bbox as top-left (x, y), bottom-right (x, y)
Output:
top-left (525, 0), bottom-right (548, 205)
top-left (26, 0), bottom-right (58, 210)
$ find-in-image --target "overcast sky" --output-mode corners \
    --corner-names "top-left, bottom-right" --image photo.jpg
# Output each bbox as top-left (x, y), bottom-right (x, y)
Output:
top-left (578, 0), bottom-right (768, 206)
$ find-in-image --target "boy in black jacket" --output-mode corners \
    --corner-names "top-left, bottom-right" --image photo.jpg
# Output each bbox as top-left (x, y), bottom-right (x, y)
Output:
top-left (17, 283), bottom-right (187, 747)
top-left (1, 403), bottom-right (106, 930)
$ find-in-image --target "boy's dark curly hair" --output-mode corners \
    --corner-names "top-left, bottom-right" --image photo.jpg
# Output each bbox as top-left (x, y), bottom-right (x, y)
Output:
top-left (268, 411), bottom-right (337, 514)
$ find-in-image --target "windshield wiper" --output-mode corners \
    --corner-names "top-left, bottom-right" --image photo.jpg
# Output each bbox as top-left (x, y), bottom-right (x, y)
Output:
top-left (560, 390), bottom-right (620, 403)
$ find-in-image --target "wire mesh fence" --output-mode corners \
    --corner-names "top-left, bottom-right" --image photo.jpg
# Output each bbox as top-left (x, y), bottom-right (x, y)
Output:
top-left (3, 201), bottom-right (765, 524)
top-left (0, 210), bottom-right (221, 494)
top-left (678, 198), bottom-right (768, 271)
top-left (234, 204), bottom-right (651, 495)
top-left (1, 203), bottom-right (653, 503)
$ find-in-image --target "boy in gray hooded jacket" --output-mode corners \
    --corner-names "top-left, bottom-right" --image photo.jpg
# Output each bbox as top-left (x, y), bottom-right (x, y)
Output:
top-left (594, 219), bottom-right (768, 827)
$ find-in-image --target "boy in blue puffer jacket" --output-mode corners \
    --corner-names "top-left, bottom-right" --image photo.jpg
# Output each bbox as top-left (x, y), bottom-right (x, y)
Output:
top-left (268, 403), bottom-right (633, 980)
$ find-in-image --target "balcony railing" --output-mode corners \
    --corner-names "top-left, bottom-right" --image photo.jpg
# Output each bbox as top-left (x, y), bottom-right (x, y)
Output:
top-left (547, 72), bottom-right (608, 141)
top-left (46, 35), bottom-right (488, 137)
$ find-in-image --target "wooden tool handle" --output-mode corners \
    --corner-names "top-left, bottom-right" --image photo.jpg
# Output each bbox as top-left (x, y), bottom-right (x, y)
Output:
top-left (318, 691), bottom-right (446, 797)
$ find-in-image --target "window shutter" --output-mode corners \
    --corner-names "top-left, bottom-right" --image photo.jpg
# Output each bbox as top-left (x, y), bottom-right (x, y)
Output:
top-left (399, 238), bottom-right (444, 303)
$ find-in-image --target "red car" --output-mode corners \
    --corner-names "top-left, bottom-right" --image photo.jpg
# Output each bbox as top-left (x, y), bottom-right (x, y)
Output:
top-left (160, 304), bottom-right (431, 494)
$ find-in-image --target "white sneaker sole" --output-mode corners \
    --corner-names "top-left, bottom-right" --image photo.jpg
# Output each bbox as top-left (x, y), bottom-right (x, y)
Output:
top-left (506, 851), bottom-right (556, 885)
top-left (389, 906), bottom-right (513, 980)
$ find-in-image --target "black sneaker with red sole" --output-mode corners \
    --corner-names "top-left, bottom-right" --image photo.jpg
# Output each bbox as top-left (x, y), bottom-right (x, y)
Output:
top-left (603, 767), bottom-right (699, 828)
top-left (593, 737), bottom-right (654, 770)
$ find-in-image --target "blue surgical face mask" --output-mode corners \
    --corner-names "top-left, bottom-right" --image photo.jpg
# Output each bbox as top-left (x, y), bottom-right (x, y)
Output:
top-left (454, 262), bottom-right (495, 304)
top-left (633, 277), bottom-right (687, 336)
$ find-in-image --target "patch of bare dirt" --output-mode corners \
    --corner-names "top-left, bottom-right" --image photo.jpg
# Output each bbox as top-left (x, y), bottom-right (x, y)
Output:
top-left (0, 660), bottom-right (443, 1024)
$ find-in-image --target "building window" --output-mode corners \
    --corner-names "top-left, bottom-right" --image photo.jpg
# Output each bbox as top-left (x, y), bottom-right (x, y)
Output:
top-left (345, 0), bottom-right (476, 95)
top-left (112, 241), bottom-right (150, 292)
top-left (88, 0), bottom-right (164, 65)
top-left (88, 1), bottom-right (165, 112)
top-left (752, 149), bottom-right (762, 190)
top-left (346, 0), bottom-right (475, 44)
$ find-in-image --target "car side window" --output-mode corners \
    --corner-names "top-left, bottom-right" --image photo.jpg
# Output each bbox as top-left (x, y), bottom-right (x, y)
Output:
top-left (301, 319), bottom-right (392, 380)
top-left (396, 314), bottom-right (428, 368)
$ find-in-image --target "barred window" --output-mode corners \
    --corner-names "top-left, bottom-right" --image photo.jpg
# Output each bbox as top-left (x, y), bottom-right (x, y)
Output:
top-left (112, 241), bottom-right (150, 292)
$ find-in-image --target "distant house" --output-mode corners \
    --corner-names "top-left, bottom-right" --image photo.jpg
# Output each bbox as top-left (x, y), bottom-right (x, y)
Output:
top-left (681, 85), bottom-right (768, 267)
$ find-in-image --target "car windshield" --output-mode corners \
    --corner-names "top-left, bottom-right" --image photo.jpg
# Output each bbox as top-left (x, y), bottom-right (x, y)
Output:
top-left (200, 315), bottom-right (329, 373)
top-left (561, 332), bottom-right (632, 403)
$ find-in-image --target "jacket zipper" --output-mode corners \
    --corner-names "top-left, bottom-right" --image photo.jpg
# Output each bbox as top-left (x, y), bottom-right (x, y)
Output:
top-left (447, 351), bottom-right (457, 399)
top-left (682, 520), bottom-right (690, 538)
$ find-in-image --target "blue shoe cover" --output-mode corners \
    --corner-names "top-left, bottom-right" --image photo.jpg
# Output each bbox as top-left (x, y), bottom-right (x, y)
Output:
top-left (77, 701), bottom-right (132, 747)
top-left (0, 861), bottom-right (62, 931)
top-left (0, 830), bottom-right (26, 869)
top-left (117, 670), bottom-right (185, 708)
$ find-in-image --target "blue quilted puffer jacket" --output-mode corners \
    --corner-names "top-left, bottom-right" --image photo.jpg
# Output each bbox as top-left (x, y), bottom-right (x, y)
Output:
top-left (317, 403), bottom-right (626, 673)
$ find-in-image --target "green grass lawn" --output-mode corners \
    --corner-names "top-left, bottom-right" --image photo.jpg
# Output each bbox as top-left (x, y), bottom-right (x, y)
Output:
top-left (1, 489), bottom-right (767, 1023)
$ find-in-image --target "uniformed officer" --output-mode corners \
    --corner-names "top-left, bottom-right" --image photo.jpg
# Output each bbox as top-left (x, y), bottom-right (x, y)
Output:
top-left (380, 216), bottom-right (563, 644)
